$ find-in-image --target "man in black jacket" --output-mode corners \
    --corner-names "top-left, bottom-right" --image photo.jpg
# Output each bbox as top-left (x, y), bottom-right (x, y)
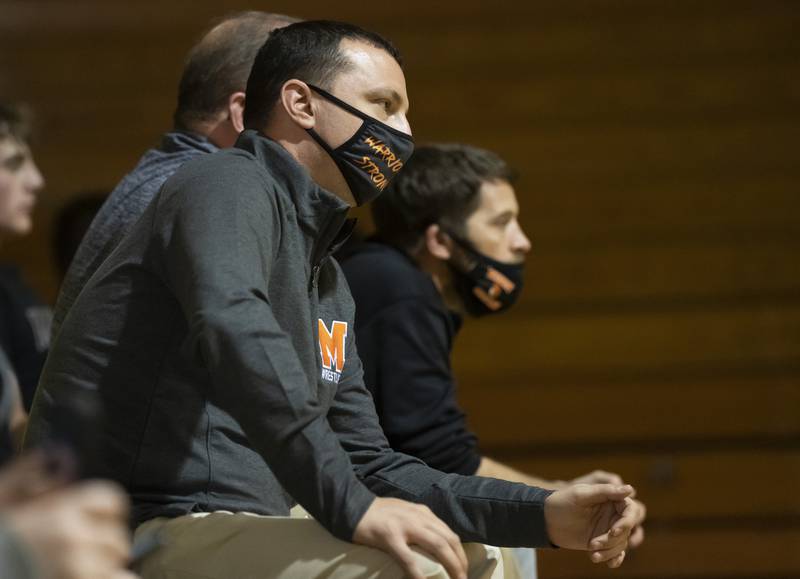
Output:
top-left (341, 144), bottom-right (647, 576)
top-left (27, 21), bottom-right (639, 579)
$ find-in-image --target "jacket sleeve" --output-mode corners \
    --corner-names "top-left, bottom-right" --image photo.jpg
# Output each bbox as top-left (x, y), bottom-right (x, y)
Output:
top-left (156, 160), bottom-right (375, 541)
top-left (328, 327), bottom-right (555, 548)
top-left (359, 299), bottom-right (482, 475)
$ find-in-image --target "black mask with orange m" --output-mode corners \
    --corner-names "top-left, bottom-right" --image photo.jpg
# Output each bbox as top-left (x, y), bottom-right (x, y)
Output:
top-left (445, 233), bottom-right (525, 317)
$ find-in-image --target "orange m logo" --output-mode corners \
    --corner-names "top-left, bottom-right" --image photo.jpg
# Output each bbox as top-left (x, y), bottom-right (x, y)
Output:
top-left (473, 267), bottom-right (517, 311)
top-left (318, 319), bottom-right (348, 373)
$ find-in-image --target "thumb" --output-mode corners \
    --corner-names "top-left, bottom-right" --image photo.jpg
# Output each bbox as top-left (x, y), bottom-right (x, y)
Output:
top-left (574, 484), bottom-right (634, 506)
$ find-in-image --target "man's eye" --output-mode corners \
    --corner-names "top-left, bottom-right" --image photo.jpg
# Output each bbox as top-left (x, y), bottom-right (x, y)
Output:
top-left (1, 155), bottom-right (25, 171)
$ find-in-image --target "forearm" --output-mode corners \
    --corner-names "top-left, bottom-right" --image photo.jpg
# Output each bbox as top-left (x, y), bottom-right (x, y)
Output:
top-left (476, 456), bottom-right (564, 490)
top-left (360, 454), bottom-right (556, 548)
top-left (331, 372), bottom-right (555, 547)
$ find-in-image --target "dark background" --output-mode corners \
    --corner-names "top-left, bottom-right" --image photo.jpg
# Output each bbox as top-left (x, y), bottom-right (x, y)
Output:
top-left (2, 1), bottom-right (799, 576)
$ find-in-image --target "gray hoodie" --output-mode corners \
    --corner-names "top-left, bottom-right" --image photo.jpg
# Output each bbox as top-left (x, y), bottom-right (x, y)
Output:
top-left (27, 130), bottom-right (552, 546)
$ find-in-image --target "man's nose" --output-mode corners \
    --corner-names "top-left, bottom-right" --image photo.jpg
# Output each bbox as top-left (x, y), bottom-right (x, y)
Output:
top-left (25, 160), bottom-right (45, 192)
top-left (513, 225), bottom-right (532, 255)
top-left (391, 114), bottom-right (412, 137)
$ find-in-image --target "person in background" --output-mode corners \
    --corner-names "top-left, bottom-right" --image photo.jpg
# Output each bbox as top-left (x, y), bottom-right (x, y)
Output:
top-left (51, 10), bottom-right (298, 339)
top-left (341, 144), bottom-right (647, 575)
top-left (0, 102), bottom-right (51, 411)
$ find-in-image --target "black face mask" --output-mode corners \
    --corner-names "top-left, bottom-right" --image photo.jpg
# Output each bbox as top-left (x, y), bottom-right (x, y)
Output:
top-left (447, 235), bottom-right (525, 317)
top-left (306, 84), bottom-right (415, 206)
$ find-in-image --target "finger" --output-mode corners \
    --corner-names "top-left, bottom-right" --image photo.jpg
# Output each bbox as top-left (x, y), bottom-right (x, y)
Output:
top-left (574, 484), bottom-right (634, 506)
top-left (610, 500), bottom-right (639, 537)
top-left (78, 521), bottom-right (131, 566)
top-left (621, 497), bottom-right (646, 525)
top-left (594, 471), bottom-right (624, 486)
top-left (422, 520), bottom-right (467, 573)
top-left (629, 525), bottom-right (645, 549)
top-left (607, 550), bottom-right (626, 569)
top-left (588, 527), bottom-right (628, 552)
top-left (0, 451), bottom-right (64, 504)
top-left (102, 523), bottom-right (133, 562)
top-left (411, 527), bottom-right (467, 579)
top-left (419, 515), bottom-right (467, 572)
top-left (589, 539), bottom-right (627, 564)
top-left (632, 499), bottom-right (647, 523)
top-left (73, 481), bottom-right (130, 519)
top-left (386, 539), bottom-right (426, 579)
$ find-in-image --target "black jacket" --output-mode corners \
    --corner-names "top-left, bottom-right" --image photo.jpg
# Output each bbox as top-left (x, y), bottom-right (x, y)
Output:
top-left (0, 266), bottom-right (51, 410)
top-left (342, 241), bottom-right (482, 475)
top-left (27, 131), bottom-right (552, 547)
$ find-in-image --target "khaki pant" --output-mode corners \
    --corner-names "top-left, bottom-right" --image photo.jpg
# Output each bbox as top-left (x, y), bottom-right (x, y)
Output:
top-left (134, 508), bottom-right (521, 579)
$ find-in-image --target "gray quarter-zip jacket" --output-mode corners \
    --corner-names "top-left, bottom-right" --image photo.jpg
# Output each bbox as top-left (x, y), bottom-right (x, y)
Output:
top-left (26, 130), bottom-right (552, 547)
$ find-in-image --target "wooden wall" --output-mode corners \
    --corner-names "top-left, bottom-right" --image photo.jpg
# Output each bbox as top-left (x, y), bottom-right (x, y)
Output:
top-left (2, 1), bottom-right (799, 577)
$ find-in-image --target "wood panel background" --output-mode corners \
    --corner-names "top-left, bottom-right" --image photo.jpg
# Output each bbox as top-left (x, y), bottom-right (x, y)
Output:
top-left (2, 1), bottom-right (799, 577)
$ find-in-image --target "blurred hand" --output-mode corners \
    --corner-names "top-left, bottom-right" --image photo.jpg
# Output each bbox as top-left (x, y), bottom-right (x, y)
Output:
top-left (353, 497), bottom-right (468, 579)
top-left (544, 483), bottom-right (637, 569)
top-left (0, 450), bottom-right (67, 507)
top-left (6, 479), bottom-right (137, 579)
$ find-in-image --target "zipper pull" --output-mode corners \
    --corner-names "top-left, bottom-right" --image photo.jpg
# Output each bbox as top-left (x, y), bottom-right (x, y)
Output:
top-left (310, 265), bottom-right (321, 290)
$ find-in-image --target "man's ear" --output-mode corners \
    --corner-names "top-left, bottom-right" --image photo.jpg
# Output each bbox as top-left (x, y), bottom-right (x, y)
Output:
top-left (424, 224), bottom-right (453, 261)
top-left (279, 80), bottom-right (315, 130)
top-left (227, 91), bottom-right (246, 133)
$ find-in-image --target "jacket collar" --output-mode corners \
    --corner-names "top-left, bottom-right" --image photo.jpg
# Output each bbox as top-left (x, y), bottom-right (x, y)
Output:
top-left (234, 130), bottom-right (352, 263)
top-left (160, 130), bottom-right (219, 155)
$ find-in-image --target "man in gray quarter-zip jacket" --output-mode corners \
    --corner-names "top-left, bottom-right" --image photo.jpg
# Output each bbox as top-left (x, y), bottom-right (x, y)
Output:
top-left (26, 21), bottom-right (639, 579)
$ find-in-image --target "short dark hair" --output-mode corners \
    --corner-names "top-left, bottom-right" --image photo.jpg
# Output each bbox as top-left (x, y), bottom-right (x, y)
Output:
top-left (243, 20), bottom-right (402, 129)
top-left (372, 144), bottom-right (517, 251)
top-left (174, 11), bottom-right (299, 131)
top-left (0, 102), bottom-right (33, 145)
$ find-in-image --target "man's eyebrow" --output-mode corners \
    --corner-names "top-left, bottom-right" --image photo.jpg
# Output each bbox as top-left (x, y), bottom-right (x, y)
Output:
top-left (491, 209), bottom-right (515, 220)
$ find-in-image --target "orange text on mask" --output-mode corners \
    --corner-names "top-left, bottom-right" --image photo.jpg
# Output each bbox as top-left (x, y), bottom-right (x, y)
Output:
top-left (363, 137), bottom-right (404, 173)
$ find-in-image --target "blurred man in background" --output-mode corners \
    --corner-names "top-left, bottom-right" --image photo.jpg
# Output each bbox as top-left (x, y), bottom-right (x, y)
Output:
top-left (0, 103), bottom-right (51, 411)
top-left (51, 10), bottom-right (298, 339)
top-left (1, 103), bottom-right (133, 576)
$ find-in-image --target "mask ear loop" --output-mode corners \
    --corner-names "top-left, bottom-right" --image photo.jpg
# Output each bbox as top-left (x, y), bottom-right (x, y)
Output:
top-left (303, 82), bottom-right (363, 174)
top-left (437, 226), bottom-right (480, 274)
